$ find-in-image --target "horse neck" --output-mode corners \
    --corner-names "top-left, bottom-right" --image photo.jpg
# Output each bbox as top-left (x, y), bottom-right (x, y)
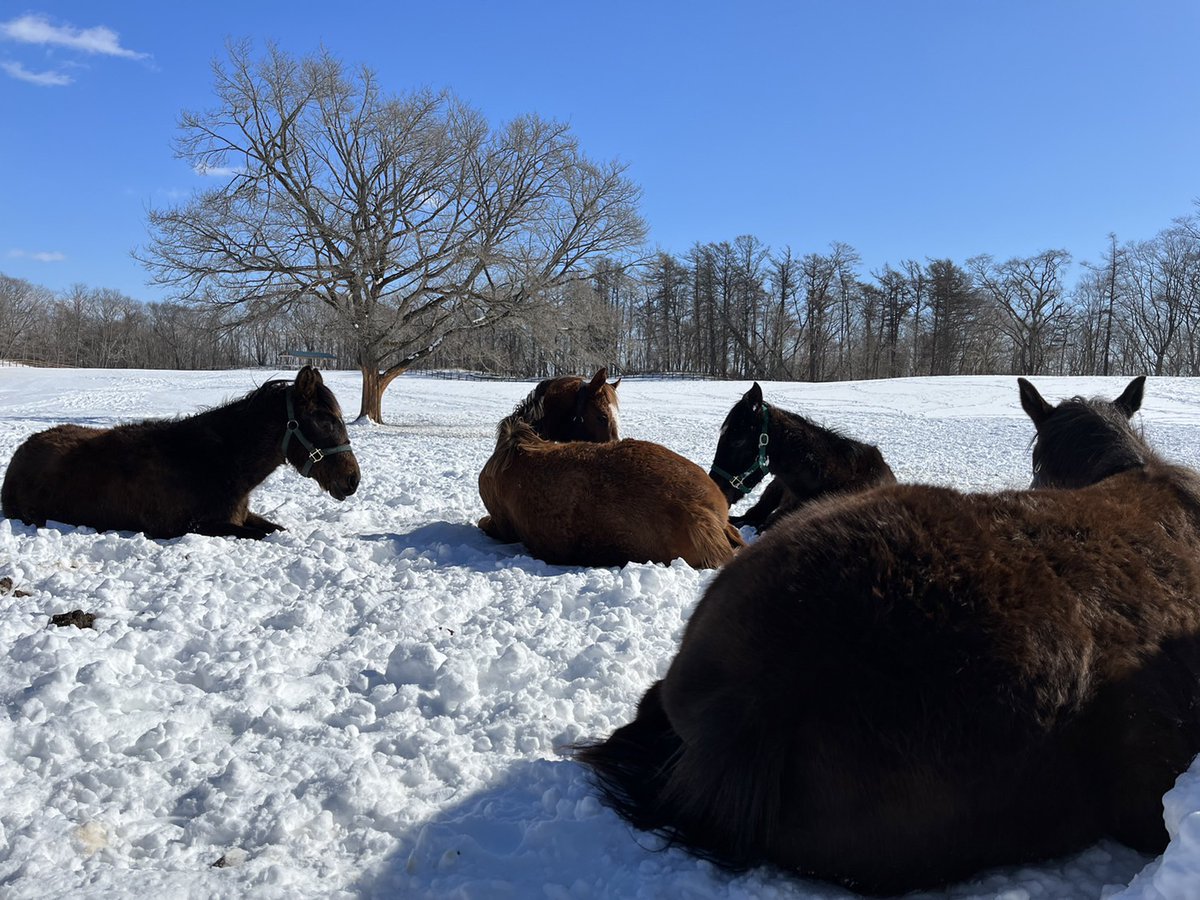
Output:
top-left (768, 407), bottom-right (887, 494)
top-left (1163, 464), bottom-right (1200, 529)
top-left (187, 386), bottom-right (288, 490)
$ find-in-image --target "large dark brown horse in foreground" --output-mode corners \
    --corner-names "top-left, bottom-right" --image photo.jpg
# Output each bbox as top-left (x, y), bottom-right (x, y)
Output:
top-left (2, 366), bottom-right (359, 539)
top-left (519, 368), bottom-right (621, 443)
top-left (478, 405), bottom-right (743, 569)
top-left (578, 376), bottom-right (1200, 894)
top-left (709, 382), bottom-right (895, 531)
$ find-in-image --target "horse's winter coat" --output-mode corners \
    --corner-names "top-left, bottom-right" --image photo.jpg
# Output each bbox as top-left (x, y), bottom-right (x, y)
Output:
top-left (2, 366), bottom-right (358, 539)
top-left (578, 376), bottom-right (1200, 894)
top-left (478, 419), bottom-right (743, 568)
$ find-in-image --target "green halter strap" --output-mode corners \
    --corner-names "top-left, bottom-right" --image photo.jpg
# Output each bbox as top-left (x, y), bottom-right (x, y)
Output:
top-left (711, 404), bottom-right (771, 495)
top-left (282, 386), bottom-right (354, 477)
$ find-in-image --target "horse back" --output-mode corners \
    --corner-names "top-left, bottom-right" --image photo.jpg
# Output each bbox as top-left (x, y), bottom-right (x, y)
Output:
top-left (656, 473), bottom-right (1200, 887)
top-left (478, 436), bottom-right (739, 567)
top-left (3, 420), bottom-right (219, 536)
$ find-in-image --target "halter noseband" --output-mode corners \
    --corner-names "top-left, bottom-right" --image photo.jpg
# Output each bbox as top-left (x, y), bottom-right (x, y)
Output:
top-left (282, 386), bottom-right (353, 477)
top-left (711, 404), bottom-right (771, 495)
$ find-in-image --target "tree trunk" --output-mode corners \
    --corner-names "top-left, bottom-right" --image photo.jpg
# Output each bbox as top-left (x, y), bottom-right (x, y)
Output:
top-left (357, 364), bottom-right (407, 423)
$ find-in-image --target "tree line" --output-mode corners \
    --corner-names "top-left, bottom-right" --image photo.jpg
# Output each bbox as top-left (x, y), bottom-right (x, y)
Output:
top-left (424, 210), bottom-right (1200, 382)
top-left (0, 275), bottom-right (347, 370)
top-left (5, 205), bottom-right (1198, 384)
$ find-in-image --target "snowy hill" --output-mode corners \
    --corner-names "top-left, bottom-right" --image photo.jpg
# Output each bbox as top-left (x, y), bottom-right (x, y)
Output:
top-left (2, 367), bottom-right (1199, 899)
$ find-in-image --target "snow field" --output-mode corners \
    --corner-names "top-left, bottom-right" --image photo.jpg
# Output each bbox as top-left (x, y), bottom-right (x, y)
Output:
top-left (2, 368), bottom-right (1200, 899)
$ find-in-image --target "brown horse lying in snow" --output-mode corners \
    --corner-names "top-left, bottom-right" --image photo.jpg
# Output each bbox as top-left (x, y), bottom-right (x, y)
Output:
top-left (2, 366), bottom-right (359, 539)
top-left (578, 376), bottom-right (1200, 894)
top-left (478, 417), bottom-right (743, 568)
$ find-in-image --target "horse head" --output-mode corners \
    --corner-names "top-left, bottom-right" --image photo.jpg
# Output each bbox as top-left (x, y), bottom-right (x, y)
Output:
top-left (282, 366), bottom-right (360, 500)
top-left (1019, 376), bottom-right (1147, 489)
top-left (527, 368), bottom-right (620, 442)
top-left (709, 382), bottom-right (771, 505)
top-left (572, 367), bottom-right (621, 442)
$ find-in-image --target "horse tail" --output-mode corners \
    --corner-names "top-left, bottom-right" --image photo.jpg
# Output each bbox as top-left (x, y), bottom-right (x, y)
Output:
top-left (1, 440), bottom-right (31, 520)
top-left (577, 679), bottom-right (786, 871)
top-left (724, 521), bottom-right (746, 551)
top-left (686, 513), bottom-right (745, 568)
top-left (656, 691), bottom-right (786, 868)
top-left (0, 466), bottom-right (16, 518)
top-left (573, 681), bottom-right (683, 834)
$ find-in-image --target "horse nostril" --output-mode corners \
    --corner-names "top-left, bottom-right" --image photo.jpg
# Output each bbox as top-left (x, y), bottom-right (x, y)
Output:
top-left (347, 472), bottom-right (360, 494)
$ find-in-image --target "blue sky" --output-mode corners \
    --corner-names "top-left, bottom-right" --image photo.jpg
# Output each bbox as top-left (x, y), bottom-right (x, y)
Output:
top-left (2, 1), bottom-right (1198, 301)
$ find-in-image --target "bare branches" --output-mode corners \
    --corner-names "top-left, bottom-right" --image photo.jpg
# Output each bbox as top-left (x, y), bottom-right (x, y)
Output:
top-left (138, 44), bottom-right (646, 418)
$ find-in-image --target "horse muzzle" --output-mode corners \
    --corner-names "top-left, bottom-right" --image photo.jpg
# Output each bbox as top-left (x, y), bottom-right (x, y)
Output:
top-left (317, 457), bottom-right (360, 501)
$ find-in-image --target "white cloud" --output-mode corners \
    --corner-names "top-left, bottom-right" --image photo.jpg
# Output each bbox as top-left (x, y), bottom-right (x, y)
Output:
top-left (194, 164), bottom-right (245, 178)
top-left (0, 14), bottom-right (147, 60)
top-left (1, 60), bottom-right (71, 86)
top-left (7, 249), bottom-right (66, 262)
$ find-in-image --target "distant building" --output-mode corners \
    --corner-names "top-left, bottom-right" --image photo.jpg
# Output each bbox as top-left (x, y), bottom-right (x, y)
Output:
top-left (279, 349), bottom-right (337, 369)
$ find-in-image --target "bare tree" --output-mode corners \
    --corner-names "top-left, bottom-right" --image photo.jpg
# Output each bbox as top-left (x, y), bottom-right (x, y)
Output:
top-left (870, 265), bottom-right (915, 377)
top-left (1123, 224), bottom-right (1199, 376)
top-left (0, 275), bottom-right (51, 361)
top-left (766, 247), bottom-right (798, 378)
top-left (970, 249), bottom-right (1071, 375)
top-left (140, 43), bottom-right (644, 421)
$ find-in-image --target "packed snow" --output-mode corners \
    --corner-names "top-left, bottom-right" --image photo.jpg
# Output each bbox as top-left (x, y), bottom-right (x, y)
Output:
top-left (2, 366), bottom-right (1200, 900)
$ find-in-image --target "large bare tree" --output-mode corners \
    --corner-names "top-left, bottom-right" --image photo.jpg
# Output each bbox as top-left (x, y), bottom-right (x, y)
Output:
top-left (140, 43), bottom-right (645, 421)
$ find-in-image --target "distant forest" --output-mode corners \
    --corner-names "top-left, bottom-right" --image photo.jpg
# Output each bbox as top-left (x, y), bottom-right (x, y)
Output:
top-left (3, 207), bottom-right (1199, 381)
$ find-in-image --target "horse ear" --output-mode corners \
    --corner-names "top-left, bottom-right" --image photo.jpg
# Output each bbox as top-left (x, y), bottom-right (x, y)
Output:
top-left (1017, 378), bottom-right (1052, 426)
top-left (743, 382), bottom-right (764, 410)
top-left (588, 368), bottom-right (608, 392)
top-left (295, 365), bottom-right (323, 398)
top-left (1114, 376), bottom-right (1146, 418)
top-left (609, 376), bottom-right (621, 391)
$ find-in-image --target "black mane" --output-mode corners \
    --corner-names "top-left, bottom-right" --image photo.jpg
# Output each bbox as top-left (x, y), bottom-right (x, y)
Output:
top-left (1032, 395), bottom-right (1150, 488)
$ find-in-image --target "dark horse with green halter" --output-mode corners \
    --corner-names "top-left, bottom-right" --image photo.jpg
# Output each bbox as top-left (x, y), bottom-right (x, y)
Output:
top-left (2, 366), bottom-right (359, 539)
top-left (579, 376), bottom-right (1200, 894)
top-left (709, 383), bottom-right (894, 531)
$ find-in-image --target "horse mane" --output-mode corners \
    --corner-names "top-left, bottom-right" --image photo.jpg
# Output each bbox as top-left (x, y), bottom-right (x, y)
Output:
top-left (504, 381), bottom-right (553, 434)
top-left (774, 405), bottom-right (882, 468)
top-left (1034, 395), bottom-right (1153, 483)
top-left (492, 413), bottom-right (542, 472)
top-left (108, 380), bottom-right (289, 437)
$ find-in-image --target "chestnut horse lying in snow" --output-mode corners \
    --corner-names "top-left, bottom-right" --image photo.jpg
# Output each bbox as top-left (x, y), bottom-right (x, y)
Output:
top-left (478, 380), bottom-right (742, 567)
top-left (578, 376), bottom-right (1200, 894)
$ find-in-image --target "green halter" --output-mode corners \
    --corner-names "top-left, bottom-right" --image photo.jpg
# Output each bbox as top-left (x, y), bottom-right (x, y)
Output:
top-left (282, 386), bottom-right (354, 477)
top-left (711, 404), bottom-right (771, 495)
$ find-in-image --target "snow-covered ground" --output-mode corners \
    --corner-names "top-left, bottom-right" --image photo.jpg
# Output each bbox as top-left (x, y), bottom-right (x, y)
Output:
top-left (2, 367), bottom-right (1200, 900)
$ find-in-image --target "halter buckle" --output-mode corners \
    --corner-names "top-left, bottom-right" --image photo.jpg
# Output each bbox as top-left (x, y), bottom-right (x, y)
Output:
top-left (308, 448), bottom-right (325, 463)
